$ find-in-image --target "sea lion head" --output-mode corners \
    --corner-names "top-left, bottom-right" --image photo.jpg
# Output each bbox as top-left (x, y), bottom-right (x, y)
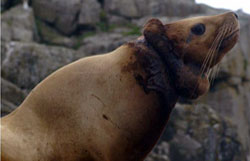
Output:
top-left (142, 12), bottom-right (239, 98)
top-left (143, 12), bottom-right (239, 73)
top-left (164, 12), bottom-right (240, 68)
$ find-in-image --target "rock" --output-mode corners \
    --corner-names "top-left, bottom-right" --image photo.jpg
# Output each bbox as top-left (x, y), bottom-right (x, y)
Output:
top-left (107, 14), bottom-right (130, 25)
top-left (241, 82), bottom-right (250, 127)
top-left (104, 0), bottom-right (150, 18)
top-left (1, 78), bottom-right (28, 115)
top-left (1, 41), bottom-right (77, 90)
top-left (1, 99), bottom-right (17, 116)
top-left (149, 0), bottom-right (203, 17)
top-left (146, 142), bottom-right (170, 161)
top-left (216, 43), bottom-right (245, 78)
top-left (237, 13), bottom-right (250, 80)
top-left (1, 5), bottom-right (35, 42)
top-left (201, 83), bottom-right (250, 160)
top-left (169, 133), bottom-right (202, 161)
top-left (146, 104), bottom-right (246, 161)
top-left (32, 0), bottom-right (80, 35)
top-left (32, 0), bottom-right (101, 35)
top-left (104, 0), bottom-right (205, 19)
top-left (1, 0), bottom-right (22, 12)
top-left (78, 0), bottom-right (101, 26)
top-left (132, 16), bottom-right (177, 27)
top-left (1, 41), bottom-right (7, 63)
top-left (35, 19), bottom-right (76, 48)
top-left (77, 33), bottom-right (137, 57)
top-left (1, 78), bottom-right (27, 106)
top-left (227, 77), bottom-right (242, 86)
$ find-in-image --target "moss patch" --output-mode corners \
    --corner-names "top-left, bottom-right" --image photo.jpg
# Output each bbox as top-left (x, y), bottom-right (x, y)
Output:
top-left (122, 24), bottom-right (141, 36)
top-left (96, 10), bottom-right (117, 32)
top-left (73, 31), bottom-right (96, 49)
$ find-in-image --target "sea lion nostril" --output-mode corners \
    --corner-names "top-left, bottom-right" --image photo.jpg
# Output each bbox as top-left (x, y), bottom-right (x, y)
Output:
top-left (233, 12), bottom-right (238, 19)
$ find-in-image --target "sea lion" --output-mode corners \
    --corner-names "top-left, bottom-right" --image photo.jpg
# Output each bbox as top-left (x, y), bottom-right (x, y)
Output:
top-left (1, 12), bottom-right (239, 161)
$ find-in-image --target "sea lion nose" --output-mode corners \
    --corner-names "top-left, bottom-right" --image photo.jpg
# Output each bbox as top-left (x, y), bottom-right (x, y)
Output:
top-left (233, 12), bottom-right (238, 19)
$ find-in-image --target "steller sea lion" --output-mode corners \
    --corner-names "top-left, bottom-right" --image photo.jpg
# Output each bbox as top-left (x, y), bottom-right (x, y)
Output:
top-left (1, 12), bottom-right (239, 161)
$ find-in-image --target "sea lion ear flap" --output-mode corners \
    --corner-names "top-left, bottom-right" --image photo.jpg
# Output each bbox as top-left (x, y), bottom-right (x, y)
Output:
top-left (143, 18), bottom-right (171, 55)
top-left (143, 18), bottom-right (165, 42)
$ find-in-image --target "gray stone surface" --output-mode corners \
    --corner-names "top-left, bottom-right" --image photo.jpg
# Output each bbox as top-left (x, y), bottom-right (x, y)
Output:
top-left (1, 5), bottom-right (35, 42)
top-left (1, 78), bottom-right (27, 106)
top-left (35, 19), bottom-right (76, 48)
top-left (1, 41), bottom-right (77, 90)
top-left (1, 99), bottom-right (17, 116)
top-left (1, 0), bottom-right (22, 11)
top-left (104, 0), bottom-right (208, 19)
top-left (78, 0), bottom-right (101, 26)
top-left (146, 142), bottom-right (170, 161)
top-left (32, 0), bottom-right (101, 35)
top-left (104, 0), bottom-right (150, 18)
top-left (146, 104), bottom-right (247, 161)
top-left (32, 0), bottom-right (80, 35)
top-left (201, 82), bottom-right (250, 159)
top-left (77, 33), bottom-right (137, 57)
top-left (1, 41), bottom-right (7, 63)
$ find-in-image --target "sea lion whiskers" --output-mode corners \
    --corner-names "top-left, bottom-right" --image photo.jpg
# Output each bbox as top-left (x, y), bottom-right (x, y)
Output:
top-left (207, 27), bottom-right (228, 84)
top-left (188, 26), bottom-right (225, 98)
top-left (200, 28), bottom-right (223, 76)
top-left (209, 26), bottom-right (227, 69)
top-left (189, 23), bottom-right (228, 98)
top-left (201, 23), bottom-right (229, 77)
top-left (210, 21), bottom-right (236, 85)
top-left (189, 38), bottom-right (219, 98)
top-left (207, 24), bottom-right (228, 75)
top-left (209, 22), bottom-right (234, 84)
top-left (200, 28), bottom-right (223, 75)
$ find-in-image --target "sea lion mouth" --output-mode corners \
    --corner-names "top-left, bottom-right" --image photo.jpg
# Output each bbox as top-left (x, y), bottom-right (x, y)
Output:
top-left (199, 28), bottom-right (240, 81)
top-left (200, 28), bottom-right (239, 73)
top-left (219, 29), bottom-right (240, 51)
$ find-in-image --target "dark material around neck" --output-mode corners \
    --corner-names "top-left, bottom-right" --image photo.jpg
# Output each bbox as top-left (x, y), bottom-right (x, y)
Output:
top-left (127, 37), bottom-right (179, 112)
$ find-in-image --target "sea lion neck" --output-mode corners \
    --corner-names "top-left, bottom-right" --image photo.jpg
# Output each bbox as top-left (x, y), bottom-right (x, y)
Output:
top-left (133, 36), bottom-right (161, 54)
top-left (126, 37), bottom-right (179, 108)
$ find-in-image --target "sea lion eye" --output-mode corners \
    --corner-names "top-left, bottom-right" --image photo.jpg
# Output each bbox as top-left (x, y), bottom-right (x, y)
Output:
top-left (191, 23), bottom-right (206, 35)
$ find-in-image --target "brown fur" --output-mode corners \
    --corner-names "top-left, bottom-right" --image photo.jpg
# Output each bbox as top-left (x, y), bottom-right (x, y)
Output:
top-left (143, 12), bottom-right (239, 98)
top-left (1, 12), bottom-right (239, 161)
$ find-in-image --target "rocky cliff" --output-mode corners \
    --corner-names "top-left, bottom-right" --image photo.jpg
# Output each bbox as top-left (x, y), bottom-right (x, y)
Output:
top-left (1, 0), bottom-right (250, 160)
